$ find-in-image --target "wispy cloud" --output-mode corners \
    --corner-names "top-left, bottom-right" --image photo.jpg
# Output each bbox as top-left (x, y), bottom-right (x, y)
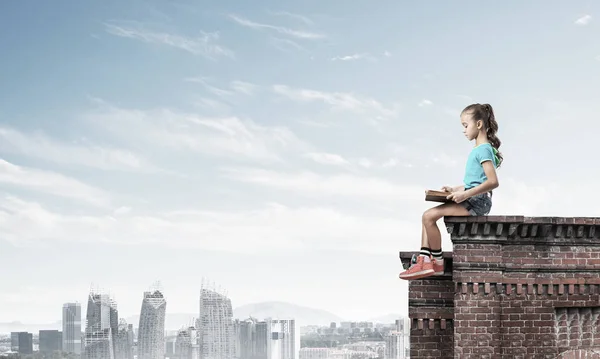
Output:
top-left (331, 53), bottom-right (376, 62)
top-left (303, 152), bottom-right (349, 166)
top-left (273, 85), bottom-right (399, 118)
top-left (185, 77), bottom-right (258, 97)
top-left (267, 10), bottom-right (314, 25)
top-left (0, 196), bottom-right (416, 254)
top-left (574, 14), bottom-right (592, 25)
top-left (104, 22), bottom-right (234, 59)
top-left (230, 80), bottom-right (258, 95)
top-left (228, 14), bottom-right (325, 40)
top-left (85, 101), bottom-right (310, 163)
top-left (418, 99), bottom-right (433, 107)
top-left (269, 37), bottom-right (307, 53)
top-left (0, 127), bottom-right (158, 173)
top-left (0, 159), bottom-right (110, 207)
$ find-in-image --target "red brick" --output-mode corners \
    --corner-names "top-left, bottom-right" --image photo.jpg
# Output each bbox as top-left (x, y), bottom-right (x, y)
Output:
top-left (407, 216), bottom-right (600, 358)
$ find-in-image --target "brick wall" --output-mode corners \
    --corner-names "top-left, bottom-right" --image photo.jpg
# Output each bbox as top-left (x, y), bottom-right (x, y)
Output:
top-left (400, 253), bottom-right (454, 358)
top-left (401, 216), bottom-right (600, 359)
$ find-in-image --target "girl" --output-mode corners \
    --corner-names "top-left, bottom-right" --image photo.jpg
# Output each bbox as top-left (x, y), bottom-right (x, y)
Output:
top-left (399, 103), bottom-right (503, 280)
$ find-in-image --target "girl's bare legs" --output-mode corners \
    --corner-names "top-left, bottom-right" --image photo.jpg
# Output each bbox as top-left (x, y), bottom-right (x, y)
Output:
top-left (400, 202), bottom-right (471, 280)
top-left (422, 202), bottom-right (470, 250)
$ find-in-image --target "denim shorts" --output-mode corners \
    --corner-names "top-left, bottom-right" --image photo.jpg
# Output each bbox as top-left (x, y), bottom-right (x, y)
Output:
top-left (460, 192), bottom-right (492, 216)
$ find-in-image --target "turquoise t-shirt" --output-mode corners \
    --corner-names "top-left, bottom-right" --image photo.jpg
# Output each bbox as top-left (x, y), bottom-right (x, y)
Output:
top-left (463, 143), bottom-right (498, 190)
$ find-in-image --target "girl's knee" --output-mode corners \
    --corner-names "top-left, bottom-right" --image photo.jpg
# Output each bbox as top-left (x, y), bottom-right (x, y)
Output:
top-left (422, 208), bottom-right (440, 223)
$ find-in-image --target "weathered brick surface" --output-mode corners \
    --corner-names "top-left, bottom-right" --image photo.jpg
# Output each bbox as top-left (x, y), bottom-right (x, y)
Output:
top-left (401, 216), bottom-right (600, 359)
top-left (400, 252), bottom-right (454, 359)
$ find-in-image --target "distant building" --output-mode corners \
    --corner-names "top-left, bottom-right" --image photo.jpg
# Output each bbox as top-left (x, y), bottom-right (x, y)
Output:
top-left (18, 332), bottom-right (33, 354)
top-left (83, 291), bottom-right (118, 359)
top-left (137, 288), bottom-right (167, 359)
top-left (114, 320), bottom-right (134, 359)
top-left (299, 348), bottom-right (328, 359)
top-left (234, 318), bottom-right (299, 359)
top-left (176, 325), bottom-right (200, 359)
top-left (197, 282), bottom-right (234, 359)
top-left (10, 332), bottom-right (19, 352)
top-left (63, 302), bottom-right (82, 354)
top-left (39, 330), bottom-right (63, 353)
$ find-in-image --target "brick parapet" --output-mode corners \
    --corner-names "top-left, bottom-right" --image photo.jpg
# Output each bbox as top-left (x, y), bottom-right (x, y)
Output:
top-left (402, 216), bottom-right (600, 358)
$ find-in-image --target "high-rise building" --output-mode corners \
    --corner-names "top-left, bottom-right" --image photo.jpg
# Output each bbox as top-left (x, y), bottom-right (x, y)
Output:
top-left (39, 330), bottom-right (63, 353)
top-left (63, 302), bottom-right (82, 354)
top-left (114, 319), bottom-right (134, 359)
top-left (266, 319), bottom-right (299, 359)
top-left (197, 281), bottom-right (234, 359)
top-left (18, 332), bottom-right (33, 354)
top-left (176, 326), bottom-right (200, 359)
top-left (83, 290), bottom-right (119, 359)
top-left (254, 321), bottom-right (268, 359)
top-left (237, 318), bottom-right (258, 359)
top-left (137, 286), bottom-right (167, 359)
top-left (10, 332), bottom-right (19, 352)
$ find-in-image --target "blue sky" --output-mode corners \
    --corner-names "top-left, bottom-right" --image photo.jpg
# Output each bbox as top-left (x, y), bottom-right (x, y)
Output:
top-left (1, 0), bottom-right (600, 324)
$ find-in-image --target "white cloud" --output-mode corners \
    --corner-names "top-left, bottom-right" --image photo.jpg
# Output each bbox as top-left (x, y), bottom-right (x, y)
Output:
top-left (230, 80), bottom-right (258, 95)
top-left (595, 55), bottom-right (600, 61)
top-left (268, 10), bottom-right (314, 25)
top-left (85, 102), bottom-right (310, 163)
top-left (574, 14), bottom-right (592, 26)
top-left (303, 152), bottom-right (349, 166)
top-left (357, 158), bottom-right (373, 168)
top-left (220, 167), bottom-right (423, 199)
top-left (0, 159), bottom-right (110, 207)
top-left (273, 85), bottom-right (399, 118)
top-left (331, 53), bottom-right (375, 62)
top-left (186, 77), bottom-right (258, 97)
top-left (418, 99), bottom-right (433, 107)
top-left (104, 22), bottom-right (234, 59)
top-left (228, 14), bottom-right (325, 39)
top-left (269, 37), bottom-right (307, 53)
top-left (382, 158), bottom-right (399, 168)
top-left (0, 196), bottom-right (416, 255)
top-left (0, 127), bottom-right (157, 172)
top-left (383, 51), bottom-right (392, 57)
top-left (185, 77), bottom-right (235, 97)
top-left (193, 97), bottom-right (230, 112)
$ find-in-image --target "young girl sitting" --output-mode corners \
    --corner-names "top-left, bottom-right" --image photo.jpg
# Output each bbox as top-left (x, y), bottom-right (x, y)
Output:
top-left (399, 103), bottom-right (503, 280)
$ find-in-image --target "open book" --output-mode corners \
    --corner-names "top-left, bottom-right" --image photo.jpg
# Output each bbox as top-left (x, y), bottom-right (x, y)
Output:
top-left (425, 189), bottom-right (452, 203)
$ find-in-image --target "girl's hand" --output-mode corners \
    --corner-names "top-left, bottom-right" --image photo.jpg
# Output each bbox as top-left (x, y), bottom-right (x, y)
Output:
top-left (440, 185), bottom-right (453, 192)
top-left (446, 190), bottom-right (467, 203)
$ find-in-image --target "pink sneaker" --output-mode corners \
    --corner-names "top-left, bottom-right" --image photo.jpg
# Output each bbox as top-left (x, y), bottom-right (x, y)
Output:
top-left (399, 256), bottom-right (434, 280)
top-left (433, 258), bottom-right (445, 275)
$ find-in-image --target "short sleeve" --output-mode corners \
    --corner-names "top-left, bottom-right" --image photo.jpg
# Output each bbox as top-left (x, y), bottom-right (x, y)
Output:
top-left (476, 144), bottom-right (495, 165)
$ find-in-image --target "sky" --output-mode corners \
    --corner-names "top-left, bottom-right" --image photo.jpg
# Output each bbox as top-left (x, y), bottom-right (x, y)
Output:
top-left (1, 0), bottom-right (600, 325)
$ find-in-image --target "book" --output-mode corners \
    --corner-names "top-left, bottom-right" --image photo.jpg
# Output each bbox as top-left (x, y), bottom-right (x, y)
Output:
top-left (425, 189), bottom-right (452, 203)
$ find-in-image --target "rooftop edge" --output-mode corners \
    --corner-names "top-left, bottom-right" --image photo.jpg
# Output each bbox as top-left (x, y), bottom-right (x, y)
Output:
top-left (444, 216), bottom-right (600, 224)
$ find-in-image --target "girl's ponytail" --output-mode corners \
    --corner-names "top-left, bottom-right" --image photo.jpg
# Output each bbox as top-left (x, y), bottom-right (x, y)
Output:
top-left (482, 104), bottom-right (503, 168)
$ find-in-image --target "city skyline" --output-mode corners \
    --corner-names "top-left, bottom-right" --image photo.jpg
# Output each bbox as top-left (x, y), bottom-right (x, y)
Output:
top-left (3, 0), bottom-right (600, 325)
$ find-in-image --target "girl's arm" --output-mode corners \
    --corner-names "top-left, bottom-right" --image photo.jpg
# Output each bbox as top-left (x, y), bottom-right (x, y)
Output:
top-left (464, 161), bottom-right (499, 197)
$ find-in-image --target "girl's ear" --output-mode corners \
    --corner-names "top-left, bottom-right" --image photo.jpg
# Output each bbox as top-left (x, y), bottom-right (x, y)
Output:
top-left (477, 120), bottom-right (483, 130)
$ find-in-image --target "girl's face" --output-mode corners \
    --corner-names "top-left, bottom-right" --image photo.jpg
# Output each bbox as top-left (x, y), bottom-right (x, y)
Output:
top-left (460, 112), bottom-right (480, 141)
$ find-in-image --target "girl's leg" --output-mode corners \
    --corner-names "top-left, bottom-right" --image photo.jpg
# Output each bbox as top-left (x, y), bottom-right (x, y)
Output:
top-left (400, 202), bottom-right (470, 280)
top-left (422, 202), bottom-right (470, 251)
